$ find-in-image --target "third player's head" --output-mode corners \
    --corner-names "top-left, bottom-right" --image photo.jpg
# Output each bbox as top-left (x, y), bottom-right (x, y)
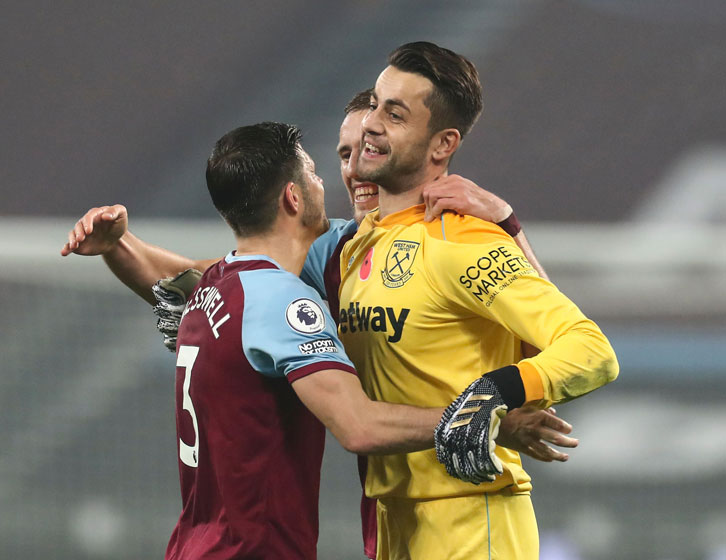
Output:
top-left (337, 89), bottom-right (380, 223)
top-left (358, 41), bottom-right (483, 195)
top-left (206, 121), bottom-right (328, 239)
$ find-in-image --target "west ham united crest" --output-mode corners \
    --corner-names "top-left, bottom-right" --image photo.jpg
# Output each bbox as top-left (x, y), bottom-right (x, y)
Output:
top-left (382, 240), bottom-right (420, 288)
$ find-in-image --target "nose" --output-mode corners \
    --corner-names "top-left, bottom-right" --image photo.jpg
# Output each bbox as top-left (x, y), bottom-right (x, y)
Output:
top-left (345, 144), bottom-right (361, 180)
top-left (361, 107), bottom-right (383, 136)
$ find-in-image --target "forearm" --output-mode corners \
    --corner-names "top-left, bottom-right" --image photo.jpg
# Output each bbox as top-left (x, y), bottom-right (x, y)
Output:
top-left (512, 230), bottom-right (548, 281)
top-left (103, 231), bottom-right (213, 305)
top-left (293, 369), bottom-right (442, 456)
top-left (492, 209), bottom-right (549, 282)
top-left (517, 319), bottom-right (619, 407)
top-left (351, 400), bottom-right (442, 455)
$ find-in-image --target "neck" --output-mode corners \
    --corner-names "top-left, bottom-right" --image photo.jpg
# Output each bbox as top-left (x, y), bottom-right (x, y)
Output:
top-left (234, 226), bottom-right (316, 276)
top-left (378, 187), bottom-right (424, 218)
top-left (377, 166), bottom-right (448, 219)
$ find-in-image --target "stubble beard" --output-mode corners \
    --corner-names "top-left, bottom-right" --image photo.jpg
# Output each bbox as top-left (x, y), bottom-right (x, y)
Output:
top-left (357, 140), bottom-right (429, 195)
top-left (301, 188), bottom-right (329, 236)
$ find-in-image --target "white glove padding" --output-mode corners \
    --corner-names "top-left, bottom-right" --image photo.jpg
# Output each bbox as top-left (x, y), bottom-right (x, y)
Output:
top-left (152, 268), bottom-right (202, 352)
top-left (434, 376), bottom-right (507, 484)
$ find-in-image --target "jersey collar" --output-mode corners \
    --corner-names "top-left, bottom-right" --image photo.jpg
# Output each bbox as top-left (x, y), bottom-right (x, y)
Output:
top-left (224, 252), bottom-right (282, 270)
top-left (367, 203), bottom-right (426, 230)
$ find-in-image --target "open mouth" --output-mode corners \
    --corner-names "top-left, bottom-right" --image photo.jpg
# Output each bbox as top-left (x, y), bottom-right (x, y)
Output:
top-left (363, 142), bottom-right (387, 158)
top-left (354, 184), bottom-right (379, 203)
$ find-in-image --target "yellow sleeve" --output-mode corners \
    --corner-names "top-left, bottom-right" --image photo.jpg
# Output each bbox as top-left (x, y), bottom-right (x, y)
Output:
top-left (426, 218), bottom-right (619, 408)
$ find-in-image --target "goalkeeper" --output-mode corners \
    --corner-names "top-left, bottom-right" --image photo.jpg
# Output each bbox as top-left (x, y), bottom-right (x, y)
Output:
top-left (332, 42), bottom-right (620, 560)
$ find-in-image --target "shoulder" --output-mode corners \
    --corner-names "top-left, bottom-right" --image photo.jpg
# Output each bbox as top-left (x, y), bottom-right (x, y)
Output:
top-left (420, 214), bottom-right (532, 286)
top-left (314, 219), bottom-right (358, 247)
top-left (425, 212), bottom-right (513, 245)
top-left (302, 220), bottom-right (358, 298)
top-left (329, 217), bottom-right (359, 234)
top-left (241, 269), bottom-right (331, 341)
top-left (241, 266), bottom-right (318, 300)
top-left (306, 219), bottom-right (358, 266)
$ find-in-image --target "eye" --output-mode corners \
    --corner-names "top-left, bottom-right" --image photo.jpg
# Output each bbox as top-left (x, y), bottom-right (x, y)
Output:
top-left (339, 150), bottom-right (351, 162)
top-left (368, 102), bottom-right (377, 111)
top-left (389, 112), bottom-right (402, 121)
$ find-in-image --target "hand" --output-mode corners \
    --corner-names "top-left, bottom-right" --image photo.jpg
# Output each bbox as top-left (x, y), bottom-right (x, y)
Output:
top-left (153, 268), bottom-right (203, 352)
top-left (434, 376), bottom-right (507, 484)
top-left (60, 204), bottom-right (129, 256)
top-left (496, 406), bottom-right (578, 462)
top-left (422, 175), bottom-right (512, 224)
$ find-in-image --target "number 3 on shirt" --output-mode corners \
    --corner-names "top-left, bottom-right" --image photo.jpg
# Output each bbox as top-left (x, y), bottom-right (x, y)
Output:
top-left (177, 345), bottom-right (200, 468)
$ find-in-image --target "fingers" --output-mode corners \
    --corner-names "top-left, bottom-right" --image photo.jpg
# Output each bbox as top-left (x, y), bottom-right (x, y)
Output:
top-left (498, 406), bottom-right (579, 463)
top-left (84, 205), bottom-right (117, 233)
top-left (97, 204), bottom-right (125, 224)
top-left (542, 412), bottom-right (573, 434)
top-left (425, 198), bottom-right (463, 222)
top-left (65, 207), bottom-right (101, 252)
top-left (525, 440), bottom-right (570, 462)
top-left (62, 221), bottom-right (83, 255)
top-left (534, 410), bottom-right (578, 447)
top-left (61, 205), bottom-right (126, 255)
top-left (423, 186), bottom-right (453, 222)
top-left (538, 426), bottom-right (579, 448)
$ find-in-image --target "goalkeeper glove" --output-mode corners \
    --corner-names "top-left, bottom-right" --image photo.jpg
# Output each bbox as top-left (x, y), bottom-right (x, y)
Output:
top-left (434, 365), bottom-right (524, 484)
top-left (152, 268), bottom-right (202, 352)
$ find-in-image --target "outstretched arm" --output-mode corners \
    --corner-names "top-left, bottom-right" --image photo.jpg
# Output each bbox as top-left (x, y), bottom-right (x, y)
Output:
top-left (60, 204), bottom-right (218, 304)
top-left (422, 175), bottom-right (548, 280)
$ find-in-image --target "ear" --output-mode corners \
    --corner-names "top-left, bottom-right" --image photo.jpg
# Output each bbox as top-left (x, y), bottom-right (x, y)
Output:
top-left (430, 129), bottom-right (461, 164)
top-left (281, 181), bottom-right (302, 217)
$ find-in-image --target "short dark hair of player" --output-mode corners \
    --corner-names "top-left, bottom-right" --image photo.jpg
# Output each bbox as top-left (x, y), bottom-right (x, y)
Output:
top-left (206, 122), bottom-right (304, 237)
top-left (344, 88), bottom-right (373, 115)
top-left (387, 41), bottom-right (483, 138)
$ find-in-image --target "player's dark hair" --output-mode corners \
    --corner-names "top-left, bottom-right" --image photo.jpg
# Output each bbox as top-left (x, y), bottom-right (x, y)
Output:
top-left (344, 88), bottom-right (373, 115)
top-left (387, 41), bottom-right (483, 137)
top-left (206, 122), bottom-right (304, 237)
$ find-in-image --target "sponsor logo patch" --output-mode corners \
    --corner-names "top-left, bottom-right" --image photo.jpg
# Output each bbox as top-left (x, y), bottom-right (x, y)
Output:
top-left (458, 246), bottom-right (536, 307)
top-left (338, 301), bottom-right (409, 343)
top-left (286, 298), bottom-right (325, 334)
top-left (381, 240), bottom-right (419, 288)
top-left (298, 338), bottom-right (339, 355)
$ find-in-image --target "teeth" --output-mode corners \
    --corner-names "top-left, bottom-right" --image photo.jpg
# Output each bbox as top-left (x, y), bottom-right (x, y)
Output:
top-left (354, 185), bottom-right (379, 203)
top-left (365, 142), bottom-right (382, 154)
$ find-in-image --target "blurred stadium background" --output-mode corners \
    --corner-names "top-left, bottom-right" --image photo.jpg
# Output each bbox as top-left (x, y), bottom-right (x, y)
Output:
top-left (2, 1), bottom-right (725, 558)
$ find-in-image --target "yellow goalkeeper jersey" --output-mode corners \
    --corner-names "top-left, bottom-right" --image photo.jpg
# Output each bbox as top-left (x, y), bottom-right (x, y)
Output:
top-left (338, 204), bottom-right (618, 500)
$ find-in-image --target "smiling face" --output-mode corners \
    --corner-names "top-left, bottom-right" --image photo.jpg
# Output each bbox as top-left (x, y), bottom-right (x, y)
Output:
top-left (337, 110), bottom-right (379, 223)
top-left (357, 66), bottom-right (438, 194)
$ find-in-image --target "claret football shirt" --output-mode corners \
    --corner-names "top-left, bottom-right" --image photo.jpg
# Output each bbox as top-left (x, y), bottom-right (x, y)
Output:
top-left (165, 253), bottom-right (355, 560)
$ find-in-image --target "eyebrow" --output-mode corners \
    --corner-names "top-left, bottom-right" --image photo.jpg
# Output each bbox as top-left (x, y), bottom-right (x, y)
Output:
top-left (372, 90), bottom-right (411, 114)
